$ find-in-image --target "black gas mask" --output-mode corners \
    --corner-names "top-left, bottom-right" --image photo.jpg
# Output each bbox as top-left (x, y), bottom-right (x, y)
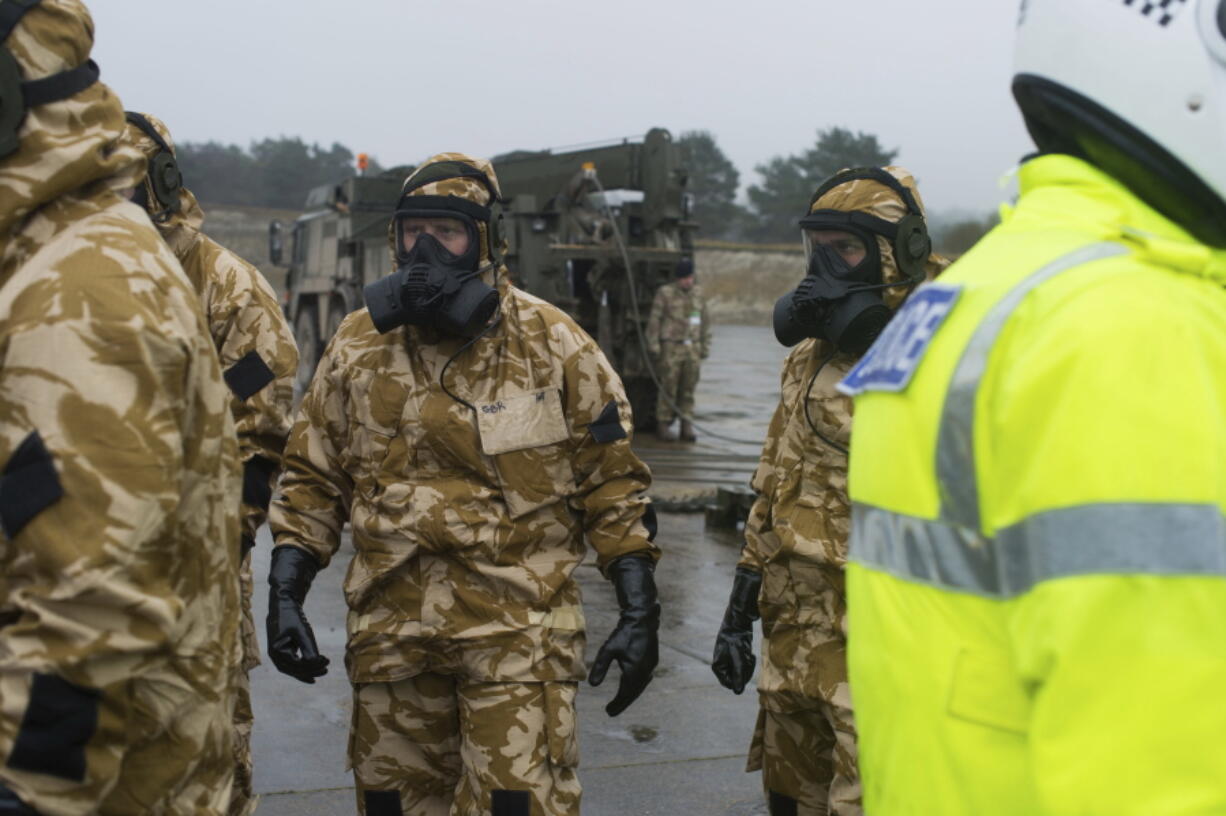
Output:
top-left (363, 203), bottom-right (499, 337)
top-left (772, 168), bottom-right (932, 354)
top-left (773, 240), bottom-right (893, 354)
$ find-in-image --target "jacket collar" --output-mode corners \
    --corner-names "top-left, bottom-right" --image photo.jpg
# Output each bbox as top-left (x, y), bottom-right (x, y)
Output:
top-left (1017, 154), bottom-right (1226, 286)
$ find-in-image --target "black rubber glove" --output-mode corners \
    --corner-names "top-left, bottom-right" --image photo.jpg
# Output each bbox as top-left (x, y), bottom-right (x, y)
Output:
top-left (0, 784), bottom-right (37, 815)
top-left (266, 545), bottom-right (329, 683)
top-left (588, 554), bottom-right (660, 717)
top-left (711, 566), bottom-right (761, 694)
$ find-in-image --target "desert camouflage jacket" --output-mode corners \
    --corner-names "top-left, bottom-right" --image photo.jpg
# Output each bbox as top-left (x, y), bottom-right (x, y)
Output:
top-left (124, 114), bottom-right (298, 548)
top-left (164, 211), bottom-right (296, 546)
top-left (645, 281), bottom-right (711, 358)
top-left (738, 167), bottom-right (948, 705)
top-left (740, 338), bottom-right (855, 597)
top-left (270, 275), bottom-right (657, 685)
top-left (0, 2), bottom-right (241, 809)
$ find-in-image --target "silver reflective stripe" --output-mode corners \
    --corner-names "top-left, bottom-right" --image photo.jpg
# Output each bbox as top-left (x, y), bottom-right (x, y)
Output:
top-left (936, 242), bottom-right (1129, 529)
top-left (851, 504), bottom-right (993, 594)
top-left (852, 503), bottom-right (1226, 598)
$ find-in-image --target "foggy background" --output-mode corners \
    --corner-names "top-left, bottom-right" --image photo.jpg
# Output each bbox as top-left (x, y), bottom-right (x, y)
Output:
top-left (90, 0), bottom-right (1031, 219)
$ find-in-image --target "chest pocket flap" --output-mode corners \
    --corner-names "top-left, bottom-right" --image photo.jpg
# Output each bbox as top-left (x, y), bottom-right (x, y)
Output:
top-left (477, 389), bottom-right (574, 518)
top-left (477, 389), bottom-right (569, 455)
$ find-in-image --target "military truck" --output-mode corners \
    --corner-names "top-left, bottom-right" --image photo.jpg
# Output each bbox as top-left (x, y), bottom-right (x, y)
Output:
top-left (268, 170), bottom-right (403, 396)
top-left (270, 127), bottom-right (696, 425)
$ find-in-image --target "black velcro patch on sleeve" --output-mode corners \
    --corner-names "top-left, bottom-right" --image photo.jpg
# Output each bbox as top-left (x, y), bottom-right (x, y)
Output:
top-left (588, 399), bottom-right (628, 444)
top-left (7, 672), bottom-right (99, 782)
top-left (242, 455), bottom-right (277, 511)
top-left (224, 350), bottom-right (276, 402)
top-left (363, 790), bottom-right (403, 816)
top-left (768, 790), bottom-right (799, 816)
top-left (491, 790), bottom-right (531, 816)
top-left (0, 430), bottom-right (64, 538)
top-left (642, 500), bottom-right (658, 542)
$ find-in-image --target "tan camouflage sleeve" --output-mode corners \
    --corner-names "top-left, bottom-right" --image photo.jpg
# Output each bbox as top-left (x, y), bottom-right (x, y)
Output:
top-left (206, 252), bottom-right (297, 546)
top-left (563, 337), bottom-right (658, 573)
top-left (0, 302), bottom-right (223, 809)
top-left (644, 288), bottom-right (665, 357)
top-left (738, 351), bottom-right (806, 572)
top-left (269, 335), bottom-right (354, 569)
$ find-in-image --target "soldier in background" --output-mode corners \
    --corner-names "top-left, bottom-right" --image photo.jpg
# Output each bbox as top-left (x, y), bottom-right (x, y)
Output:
top-left (0, 2), bottom-right (242, 813)
top-left (645, 257), bottom-right (710, 442)
top-left (120, 112), bottom-right (298, 816)
top-left (560, 165), bottom-right (614, 245)
top-left (710, 167), bottom-right (947, 816)
top-left (266, 153), bottom-right (661, 816)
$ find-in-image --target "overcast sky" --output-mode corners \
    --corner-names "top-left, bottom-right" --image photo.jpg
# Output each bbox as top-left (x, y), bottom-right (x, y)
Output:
top-left (90, 1), bottom-right (1031, 218)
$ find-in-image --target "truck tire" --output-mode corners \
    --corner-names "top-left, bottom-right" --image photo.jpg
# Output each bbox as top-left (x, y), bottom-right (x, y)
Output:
top-left (293, 304), bottom-right (320, 402)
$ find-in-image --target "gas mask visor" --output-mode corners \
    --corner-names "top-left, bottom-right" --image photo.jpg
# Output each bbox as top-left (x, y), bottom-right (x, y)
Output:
top-left (364, 195), bottom-right (499, 336)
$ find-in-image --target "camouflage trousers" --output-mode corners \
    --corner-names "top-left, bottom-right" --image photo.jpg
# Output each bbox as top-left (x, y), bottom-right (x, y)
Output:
top-left (750, 564), bottom-right (862, 816)
top-left (655, 342), bottom-right (701, 424)
top-left (747, 691), bottom-right (862, 816)
top-left (95, 666), bottom-right (235, 815)
top-left (350, 674), bottom-right (581, 816)
top-left (228, 554), bottom-right (260, 816)
top-left (228, 670), bottom-right (255, 816)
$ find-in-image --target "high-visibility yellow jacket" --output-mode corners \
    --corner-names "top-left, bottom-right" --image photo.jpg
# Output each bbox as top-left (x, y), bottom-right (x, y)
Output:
top-left (841, 154), bottom-right (1226, 816)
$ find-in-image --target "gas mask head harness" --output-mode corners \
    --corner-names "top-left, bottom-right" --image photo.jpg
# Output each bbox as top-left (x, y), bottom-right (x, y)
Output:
top-left (0, 0), bottom-right (101, 159)
top-left (124, 111), bottom-right (182, 222)
top-left (363, 160), bottom-right (504, 337)
top-left (773, 167), bottom-right (931, 354)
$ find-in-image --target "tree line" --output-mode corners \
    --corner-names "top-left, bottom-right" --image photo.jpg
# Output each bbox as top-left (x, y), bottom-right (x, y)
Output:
top-left (176, 129), bottom-right (993, 253)
top-left (680, 127), bottom-right (995, 252)
top-left (175, 137), bottom-right (383, 211)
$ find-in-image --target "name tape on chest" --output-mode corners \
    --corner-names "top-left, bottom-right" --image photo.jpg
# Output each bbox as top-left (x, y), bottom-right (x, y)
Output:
top-left (477, 389), bottom-right (569, 455)
top-left (837, 284), bottom-right (962, 397)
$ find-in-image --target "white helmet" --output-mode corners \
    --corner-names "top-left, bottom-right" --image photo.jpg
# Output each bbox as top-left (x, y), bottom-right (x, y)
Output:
top-left (1013, 0), bottom-right (1226, 246)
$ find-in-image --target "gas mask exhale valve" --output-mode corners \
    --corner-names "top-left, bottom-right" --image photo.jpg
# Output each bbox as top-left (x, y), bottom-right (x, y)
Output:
top-left (363, 223), bottom-right (499, 337)
top-left (773, 244), bottom-right (893, 354)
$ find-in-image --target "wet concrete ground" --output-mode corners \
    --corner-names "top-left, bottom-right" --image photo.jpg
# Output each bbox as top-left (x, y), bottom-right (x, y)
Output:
top-left (636, 325), bottom-right (789, 502)
top-left (249, 324), bottom-right (788, 814)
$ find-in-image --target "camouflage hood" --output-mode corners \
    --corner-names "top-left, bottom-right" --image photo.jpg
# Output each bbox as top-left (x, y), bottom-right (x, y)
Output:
top-left (120, 111), bottom-right (206, 248)
top-left (389, 152), bottom-right (507, 289)
top-left (0, 0), bottom-right (142, 245)
top-left (808, 165), bottom-right (948, 310)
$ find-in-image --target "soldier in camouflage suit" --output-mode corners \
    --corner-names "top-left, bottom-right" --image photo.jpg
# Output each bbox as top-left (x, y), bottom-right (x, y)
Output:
top-left (0, 2), bottom-right (242, 814)
top-left (267, 153), bottom-right (661, 816)
top-left (711, 168), bottom-right (948, 816)
top-left (645, 257), bottom-right (710, 442)
top-left (120, 112), bottom-right (298, 816)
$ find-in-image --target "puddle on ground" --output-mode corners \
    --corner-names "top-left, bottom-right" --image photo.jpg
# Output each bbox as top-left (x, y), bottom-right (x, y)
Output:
top-left (629, 725), bottom-right (658, 743)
